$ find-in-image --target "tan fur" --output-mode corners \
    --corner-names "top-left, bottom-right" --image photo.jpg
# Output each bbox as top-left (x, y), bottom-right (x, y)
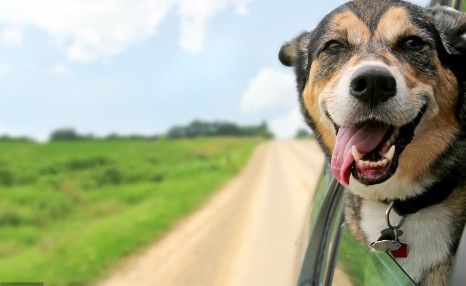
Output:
top-left (329, 11), bottom-right (370, 47)
top-left (398, 60), bottom-right (459, 181)
top-left (302, 71), bottom-right (336, 151)
top-left (375, 7), bottom-right (421, 45)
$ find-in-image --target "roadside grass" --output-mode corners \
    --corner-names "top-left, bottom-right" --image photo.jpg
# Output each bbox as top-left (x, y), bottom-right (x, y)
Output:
top-left (0, 137), bottom-right (262, 285)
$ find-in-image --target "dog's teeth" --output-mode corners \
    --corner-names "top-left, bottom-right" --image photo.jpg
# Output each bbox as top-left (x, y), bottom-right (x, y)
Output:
top-left (358, 158), bottom-right (389, 168)
top-left (385, 140), bottom-right (391, 147)
top-left (385, 145), bottom-right (396, 162)
top-left (393, 127), bottom-right (400, 138)
top-left (390, 134), bottom-right (396, 144)
top-left (382, 159), bottom-right (388, 166)
top-left (351, 145), bottom-right (362, 161)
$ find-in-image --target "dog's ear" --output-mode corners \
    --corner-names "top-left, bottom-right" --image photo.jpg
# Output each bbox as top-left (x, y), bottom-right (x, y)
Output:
top-left (278, 31), bottom-right (312, 67)
top-left (430, 5), bottom-right (466, 55)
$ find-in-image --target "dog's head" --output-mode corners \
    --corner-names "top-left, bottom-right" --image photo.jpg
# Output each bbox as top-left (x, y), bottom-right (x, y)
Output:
top-left (280, 0), bottom-right (466, 200)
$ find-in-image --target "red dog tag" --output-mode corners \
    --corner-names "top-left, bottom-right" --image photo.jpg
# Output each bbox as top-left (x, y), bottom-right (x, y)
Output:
top-left (391, 242), bottom-right (408, 258)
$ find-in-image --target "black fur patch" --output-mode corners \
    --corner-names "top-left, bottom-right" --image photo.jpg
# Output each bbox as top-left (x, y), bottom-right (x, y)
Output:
top-left (347, 0), bottom-right (393, 33)
top-left (389, 171), bottom-right (459, 215)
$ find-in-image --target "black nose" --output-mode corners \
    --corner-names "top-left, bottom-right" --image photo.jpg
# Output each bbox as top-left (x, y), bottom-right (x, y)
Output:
top-left (350, 66), bottom-right (397, 106)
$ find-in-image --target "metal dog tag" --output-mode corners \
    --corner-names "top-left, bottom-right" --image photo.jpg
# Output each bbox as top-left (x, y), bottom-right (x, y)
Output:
top-left (370, 228), bottom-right (402, 252)
top-left (369, 202), bottom-right (409, 257)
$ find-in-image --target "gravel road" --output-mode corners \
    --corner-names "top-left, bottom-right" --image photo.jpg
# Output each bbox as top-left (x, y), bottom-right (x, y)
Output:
top-left (96, 140), bottom-right (325, 286)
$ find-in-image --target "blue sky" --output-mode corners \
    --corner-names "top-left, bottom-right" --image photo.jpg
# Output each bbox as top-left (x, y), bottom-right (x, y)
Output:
top-left (0, 0), bottom-right (427, 141)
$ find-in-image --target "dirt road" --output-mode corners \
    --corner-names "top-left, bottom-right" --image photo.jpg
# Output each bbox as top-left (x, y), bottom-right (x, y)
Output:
top-left (97, 140), bottom-right (325, 286)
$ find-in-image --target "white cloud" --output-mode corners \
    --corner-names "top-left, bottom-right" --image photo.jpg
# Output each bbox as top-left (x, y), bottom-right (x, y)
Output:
top-left (233, 0), bottom-right (253, 15)
top-left (269, 108), bottom-right (308, 138)
top-left (0, 0), bottom-right (174, 63)
top-left (1, 26), bottom-right (22, 45)
top-left (240, 68), bottom-right (296, 113)
top-left (0, 0), bottom-right (253, 62)
top-left (240, 67), bottom-right (308, 138)
top-left (177, 0), bottom-right (252, 54)
top-left (178, 0), bottom-right (225, 54)
top-left (51, 64), bottom-right (72, 77)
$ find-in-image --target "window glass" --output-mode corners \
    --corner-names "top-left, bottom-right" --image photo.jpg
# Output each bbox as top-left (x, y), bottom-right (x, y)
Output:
top-left (331, 224), bottom-right (416, 286)
top-left (308, 165), bottom-right (333, 235)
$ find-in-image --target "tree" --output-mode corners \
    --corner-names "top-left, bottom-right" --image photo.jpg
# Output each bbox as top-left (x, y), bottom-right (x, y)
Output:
top-left (295, 128), bottom-right (314, 139)
top-left (49, 128), bottom-right (82, 141)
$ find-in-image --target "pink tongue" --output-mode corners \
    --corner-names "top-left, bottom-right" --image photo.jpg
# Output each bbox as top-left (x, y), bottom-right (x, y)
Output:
top-left (331, 123), bottom-right (389, 186)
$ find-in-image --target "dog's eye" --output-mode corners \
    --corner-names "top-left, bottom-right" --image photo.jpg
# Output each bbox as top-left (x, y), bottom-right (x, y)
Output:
top-left (399, 36), bottom-right (429, 51)
top-left (324, 40), bottom-right (345, 52)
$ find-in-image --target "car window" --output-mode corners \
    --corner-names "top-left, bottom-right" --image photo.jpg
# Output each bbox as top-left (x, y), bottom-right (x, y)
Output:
top-left (308, 165), bottom-right (335, 235)
top-left (297, 166), bottom-right (345, 286)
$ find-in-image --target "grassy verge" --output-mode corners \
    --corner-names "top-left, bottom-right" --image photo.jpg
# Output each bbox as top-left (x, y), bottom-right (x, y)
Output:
top-left (0, 137), bottom-right (262, 285)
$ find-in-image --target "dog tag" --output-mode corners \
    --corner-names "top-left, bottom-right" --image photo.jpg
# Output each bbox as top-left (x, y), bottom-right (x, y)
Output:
top-left (370, 228), bottom-right (402, 252)
top-left (370, 202), bottom-right (409, 257)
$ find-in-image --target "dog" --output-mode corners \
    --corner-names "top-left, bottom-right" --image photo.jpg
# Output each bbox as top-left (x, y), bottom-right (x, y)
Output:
top-left (279, 1), bottom-right (466, 285)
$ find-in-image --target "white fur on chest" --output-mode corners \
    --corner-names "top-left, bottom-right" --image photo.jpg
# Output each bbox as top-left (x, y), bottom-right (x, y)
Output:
top-left (360, 200), bottom-right (453, 282)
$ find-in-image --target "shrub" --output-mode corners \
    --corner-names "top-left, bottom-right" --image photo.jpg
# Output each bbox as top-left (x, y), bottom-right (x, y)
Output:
top-left (0, 169), bottom-right (15, 186)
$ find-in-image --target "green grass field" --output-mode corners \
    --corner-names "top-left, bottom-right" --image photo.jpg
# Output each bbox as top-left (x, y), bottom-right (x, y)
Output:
top-left (0, 137), bottom-right (262, 285)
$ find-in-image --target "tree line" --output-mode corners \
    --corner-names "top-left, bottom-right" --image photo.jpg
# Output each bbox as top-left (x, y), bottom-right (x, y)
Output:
top-left (48, 129), bottom-right (161, 142)
top-left (0, 120), bottom-right (274, 142)
top-left (0, 135), bottom-right (34, 142)
top-left (166, 120), bottom-right (273, 139)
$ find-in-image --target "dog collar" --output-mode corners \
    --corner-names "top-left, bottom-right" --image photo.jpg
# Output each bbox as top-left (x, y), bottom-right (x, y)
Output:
top-left (381, 172), bottom-right (459, 216)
